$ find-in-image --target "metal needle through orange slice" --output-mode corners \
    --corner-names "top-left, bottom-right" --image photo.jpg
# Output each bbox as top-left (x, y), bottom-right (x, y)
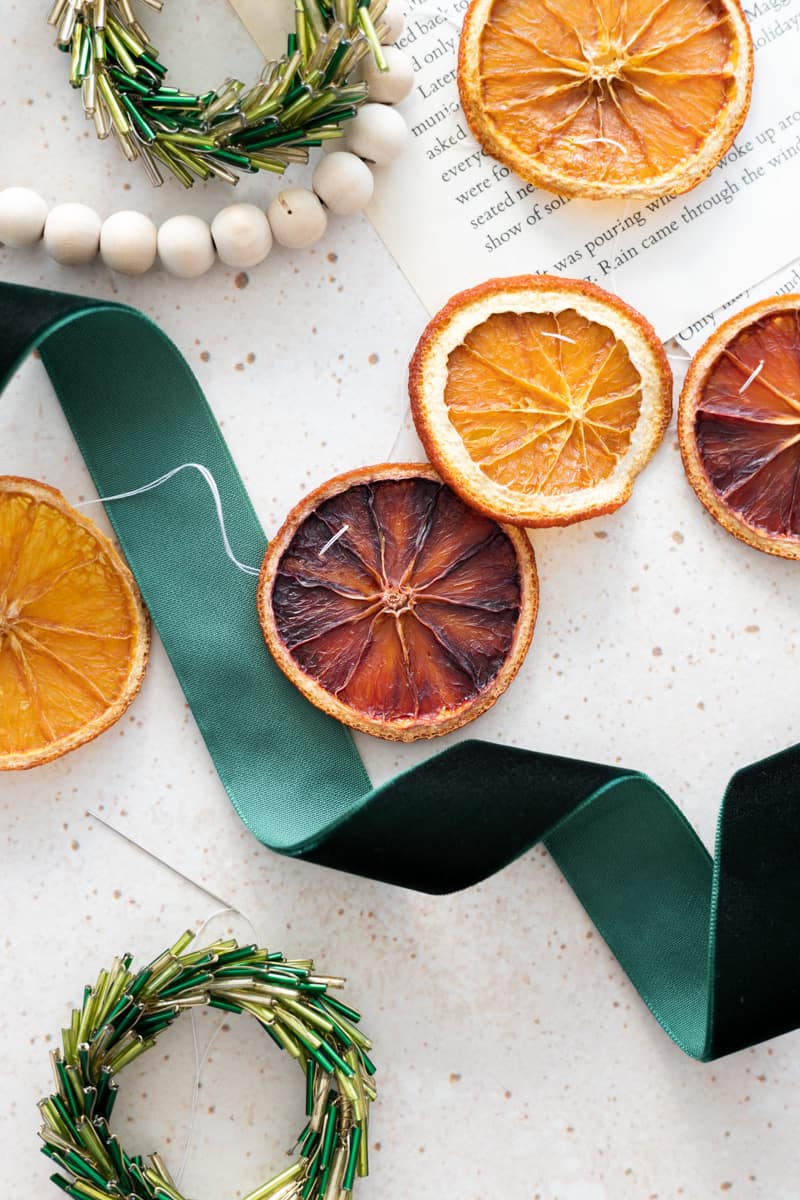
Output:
top-left (458, 0), bottom-right (754, 199)
top-left (679, 296), bottom-right (800, 559)
top-left (409, 276), bottom-right (672, 526)
top-left (257, 464), bottom-right (538, 742)
top-left (0, 477), bottom-right (149, 770)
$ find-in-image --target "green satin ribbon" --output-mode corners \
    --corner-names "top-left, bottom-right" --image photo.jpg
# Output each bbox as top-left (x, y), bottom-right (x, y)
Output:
top-left (2, 281), bottom-right (798, 1062)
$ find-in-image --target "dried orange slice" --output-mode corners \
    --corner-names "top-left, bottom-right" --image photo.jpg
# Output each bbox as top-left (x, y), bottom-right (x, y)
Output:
top-left (257, 464), bottom-right (538, 742)
top-left (409, 276), bottom-right (672, 526)
top-left (678, 296), bottom-right (800, 559)
top-left (0, 478), bottom-right (149, 770)
top-left (458, 0), bottom-right (754, 199)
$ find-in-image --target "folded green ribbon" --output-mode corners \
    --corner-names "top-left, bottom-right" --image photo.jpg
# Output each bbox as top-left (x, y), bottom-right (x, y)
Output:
top-left (2, 281), bottom-right (798, 1062)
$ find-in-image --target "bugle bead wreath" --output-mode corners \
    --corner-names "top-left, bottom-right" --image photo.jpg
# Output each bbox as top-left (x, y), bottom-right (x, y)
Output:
top-left (49, 0), bottom-right (391, 188)
top-left (38, 931), bottom-right (376, 1200)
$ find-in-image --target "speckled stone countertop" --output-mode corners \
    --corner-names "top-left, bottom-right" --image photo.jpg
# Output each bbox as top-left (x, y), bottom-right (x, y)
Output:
top-left (1, 5), bottom-right (798, 1199)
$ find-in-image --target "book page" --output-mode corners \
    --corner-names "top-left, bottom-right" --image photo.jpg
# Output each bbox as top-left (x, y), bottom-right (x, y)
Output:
top-left (227, 0), bottom-right (291, 50)
top-left (366, 0), bottom-right (800, 337)
top-left (676, 255), bottom-right (800, 352)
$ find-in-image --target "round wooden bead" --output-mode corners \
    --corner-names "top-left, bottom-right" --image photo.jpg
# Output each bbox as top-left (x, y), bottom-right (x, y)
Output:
top-left (44, 203), bottom-right (101, 266)
top-left (312, 152), bottom-right (374, 216)
top-left (345, 103), bottom-right (408, 165)
top-left (100, 211), bottom-right (158, 276)
top-left (380, 0), bottom-right (405, 43)
top-left (158, 215), bottom-right (216, 278)
top-left (361, 47), bottom-right (415, 104)
top-left (0, 187), bottom-right (48, 248)
top-left (267, 189), bottom-right (328, 249)
top-left (211, 203), bottom-right (273, 269)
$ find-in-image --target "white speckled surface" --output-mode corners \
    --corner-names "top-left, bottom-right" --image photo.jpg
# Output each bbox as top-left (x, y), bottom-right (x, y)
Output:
top-left (1, 5), bottom-right (799, 1199)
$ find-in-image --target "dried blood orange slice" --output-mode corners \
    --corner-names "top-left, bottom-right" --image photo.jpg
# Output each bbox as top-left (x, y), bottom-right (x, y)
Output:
top-left (678, 296), bottom-right (800, 559)
top-left (257, 464), bottom-right (538, 742)
top-left (409, 276), bottom-right (672, 527)
top-left (458, 0), bottom-right (754, 200)
top-left (0, 477), bottom-right (149, 770)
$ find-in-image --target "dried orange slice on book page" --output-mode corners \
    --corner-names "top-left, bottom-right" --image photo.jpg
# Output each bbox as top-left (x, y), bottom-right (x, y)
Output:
top-left (458, 0), bottom-right (754, 199)
top-left (410, 276), bottom-right (672, 526)
top-left (258, 464), bottom-right (538, 742)
top-left (0, 478), bottom-right (149, 770)
top-left (679, 296), bottom-right (800, 560)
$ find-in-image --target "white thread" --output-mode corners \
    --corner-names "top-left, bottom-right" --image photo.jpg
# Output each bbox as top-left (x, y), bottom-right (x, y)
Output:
top-left (738, 359), bottom-right (765, 394)
top-left (77, 462), bottom-right (261, 577)
top-left (572, 136), bottom-right (629, 156)
top-left (175, 904), bottom-right (259, 1190)
top-left (606, 200), bottom-right (631, 300)
top-left (87, 811), bottom-right (258, 1191)
top-left (539, 332), bottom-right (577, 344)
top-left (88, 812), bottom-right (231, 908)
top-left (319, 524), bottom-right (350, 555)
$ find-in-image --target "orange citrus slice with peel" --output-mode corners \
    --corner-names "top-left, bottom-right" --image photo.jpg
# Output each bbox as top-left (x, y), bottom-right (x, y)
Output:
top-left (458, 0), bottom-right (754, 199)
top-left (678, 296), bottom-right (800, 559)
top-left (257, 463), bottom-right (538, 742)
top-left (409, 276), bottom-right (672, 527)
top-left (0, 477), bottom-right (149, 770)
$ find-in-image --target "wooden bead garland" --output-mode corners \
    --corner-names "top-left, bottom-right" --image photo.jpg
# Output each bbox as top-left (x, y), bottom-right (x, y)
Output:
top-left (360, 46), bottom-right (415, 104)
top-left (100, 211), bottom-right (158, 275)
top-left (156, 215), bottom-right (217, 279)
top-left (343, 102), bottom-right (407, 165)
top-left (44, 204), bottom-right (103, 266)
top-left (0, 187), bottom-right (49, 247)
top-left (312, 152), bottom-right (374, 215)
top-left (267, 188), bottom-right (329, 249)
top-left (211, 204), bottom-right (274, 269)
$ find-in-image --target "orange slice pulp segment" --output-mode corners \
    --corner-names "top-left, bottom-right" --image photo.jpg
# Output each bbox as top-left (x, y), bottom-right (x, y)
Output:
top-left (257, 464), bottom-right (538, 741)
top-left (446, 307), bottom-right (643, 495)
top-left (0, 478), bottom-right (149, 769)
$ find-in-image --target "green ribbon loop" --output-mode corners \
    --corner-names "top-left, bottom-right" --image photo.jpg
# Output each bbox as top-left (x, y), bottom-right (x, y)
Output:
top-left (2, 281), bottom-right (798, 1062)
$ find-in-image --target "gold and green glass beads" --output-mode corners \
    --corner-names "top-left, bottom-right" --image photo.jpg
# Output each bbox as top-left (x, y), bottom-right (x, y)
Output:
top-left (38, 930), bottom-right (376, 1200)
top-left (47, 0), bottom-right (393, 187)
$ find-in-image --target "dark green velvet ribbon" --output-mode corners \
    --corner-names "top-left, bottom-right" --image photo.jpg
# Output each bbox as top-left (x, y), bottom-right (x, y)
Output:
top-left (2, 281), bottom-right (798, 1062)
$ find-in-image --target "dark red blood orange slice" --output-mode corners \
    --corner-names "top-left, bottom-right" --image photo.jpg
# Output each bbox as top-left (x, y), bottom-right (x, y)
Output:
top-left (257, 464), bottom-right (539, 741)
top-left (679, 296), bottom-right (800, 559)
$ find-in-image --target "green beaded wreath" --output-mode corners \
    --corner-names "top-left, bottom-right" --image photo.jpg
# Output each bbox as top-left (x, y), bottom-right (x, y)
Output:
top-left (48, 0), bottom-right (389, 187)
top-left (39, 931), bottom-right (376, 1200)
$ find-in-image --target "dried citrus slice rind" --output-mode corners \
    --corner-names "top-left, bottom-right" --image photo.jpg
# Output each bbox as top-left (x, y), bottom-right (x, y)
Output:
top-left (0, 477), bottom-right (149, 770)
top-left (458, 0), bottom-right (754, 200)
top-left (257, 464), bottom-right (538, 742)
top-left (678, 296), bottom-right (800, 559)
top-left (409, 276), bottom-right (672, 527)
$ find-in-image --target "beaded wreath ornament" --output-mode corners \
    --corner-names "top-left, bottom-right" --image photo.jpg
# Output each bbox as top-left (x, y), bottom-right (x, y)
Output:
top-left (39, 931), bottom-right (376, 1200)
top-left (49, 0), bottom-right (393, 189)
